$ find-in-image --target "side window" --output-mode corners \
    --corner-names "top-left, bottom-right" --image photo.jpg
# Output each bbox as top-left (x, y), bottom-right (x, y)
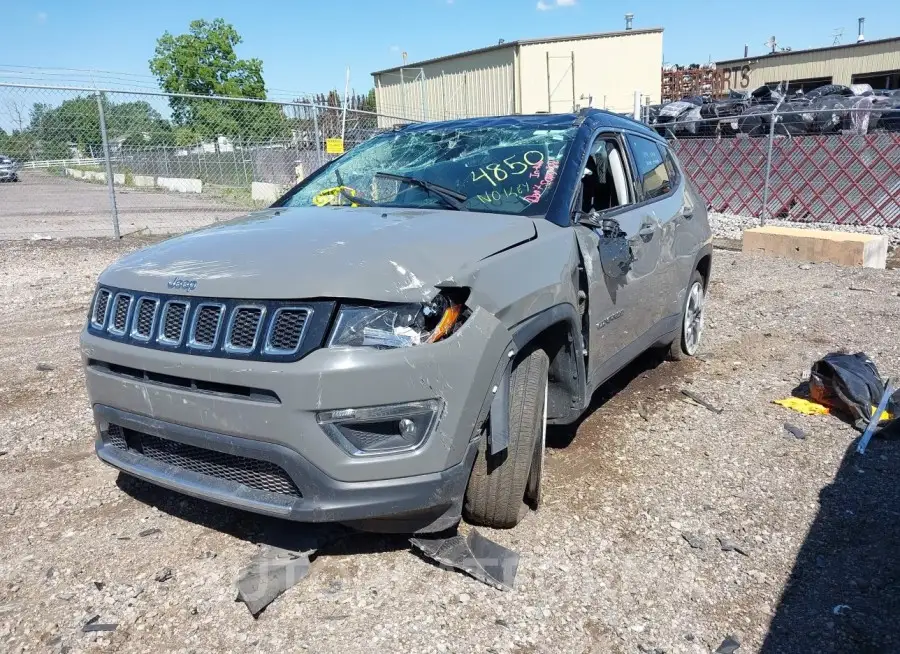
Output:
top-left (625, 134), bottom-right (671, 201)
top-left (658, 144), bottom-right (680, 186)
top-left (578, 136), bottom-right (633, 213)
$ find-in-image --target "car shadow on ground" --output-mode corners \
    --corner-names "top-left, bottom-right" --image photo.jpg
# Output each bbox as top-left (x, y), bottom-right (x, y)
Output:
top-left (116, 474), bottom-right (410, 556)
top-left (760, 434), bottom-right (900, 654)
top-left (546, 347), bottom-right (671, 449)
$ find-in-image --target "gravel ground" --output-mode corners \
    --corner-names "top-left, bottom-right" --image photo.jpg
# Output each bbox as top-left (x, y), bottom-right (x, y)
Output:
top-left (1, 239), bottom-right (899, 653)
top-left (709, 211), bottom-right (900, 249)
top-left (0, 172), bottom-right (245, 240)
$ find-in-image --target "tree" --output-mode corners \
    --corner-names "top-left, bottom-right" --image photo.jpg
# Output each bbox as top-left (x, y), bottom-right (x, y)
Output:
top-left (21, 96), bottom-right (175, 159)
top-left (106, 101), bottom-right (174, 146)
top-left (149, 18), bottom-right (287, 143)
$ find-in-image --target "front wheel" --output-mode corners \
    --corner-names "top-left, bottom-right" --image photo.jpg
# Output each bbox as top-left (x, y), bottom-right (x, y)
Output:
top-left (669, 271), bottom-right (706, 360)
top-left (464, 349), bottom-right (549, 529)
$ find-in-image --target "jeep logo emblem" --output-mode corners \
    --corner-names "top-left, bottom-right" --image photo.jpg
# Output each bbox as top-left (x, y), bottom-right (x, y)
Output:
top-left (168, 277), bottom-right (198, 292)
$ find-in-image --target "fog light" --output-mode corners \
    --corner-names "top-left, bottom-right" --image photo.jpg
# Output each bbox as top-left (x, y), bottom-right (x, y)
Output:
top-left (317, 400), bottom-right (442, 456)
top-left (399, 418), bottom-right (417, 439)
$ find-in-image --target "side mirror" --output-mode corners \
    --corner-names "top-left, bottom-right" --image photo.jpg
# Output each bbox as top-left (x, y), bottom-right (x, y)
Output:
top-left (576, 212), bottom-right (633, 278)
top-left (598, 235), bottom-right (634, 278)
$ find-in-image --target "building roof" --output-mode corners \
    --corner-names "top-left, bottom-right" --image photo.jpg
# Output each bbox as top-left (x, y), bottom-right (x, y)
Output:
top-left (371, 28), bottom-right (663, 76)
top-left (716, 35), bottom-right (900, 65)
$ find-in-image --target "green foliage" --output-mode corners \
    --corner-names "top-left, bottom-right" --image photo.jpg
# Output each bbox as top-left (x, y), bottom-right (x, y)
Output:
top-left (106, 101), bottom-right (174, 146)
top-left (149, 18), bottom-right (288, 142)
top-left (0, 128), bottom-right (38, 161)
top-left (0, 95), bottom-right (176, 161)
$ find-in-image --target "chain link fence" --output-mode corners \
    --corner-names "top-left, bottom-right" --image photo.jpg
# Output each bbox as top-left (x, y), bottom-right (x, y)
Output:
top-left (0, 83), bottom-right (410, 239)
top-left (3, 82), bottom-right (899, 239)
top-left (645, 100), bottom-right (900, 227)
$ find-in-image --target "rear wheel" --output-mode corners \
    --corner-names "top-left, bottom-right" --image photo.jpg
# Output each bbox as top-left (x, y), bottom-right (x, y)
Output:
top-left (464, 349), bottom-right (549, 529)
top-left (669, 270), bottom-right (706, 360)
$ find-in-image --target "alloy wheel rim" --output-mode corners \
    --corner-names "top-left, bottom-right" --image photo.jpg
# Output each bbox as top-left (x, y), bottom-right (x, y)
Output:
top-left (684, 282), bottom-right (705, 355)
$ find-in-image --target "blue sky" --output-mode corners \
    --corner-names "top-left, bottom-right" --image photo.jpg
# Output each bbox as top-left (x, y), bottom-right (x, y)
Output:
top-left (1, 0), bottom-right (897, 99)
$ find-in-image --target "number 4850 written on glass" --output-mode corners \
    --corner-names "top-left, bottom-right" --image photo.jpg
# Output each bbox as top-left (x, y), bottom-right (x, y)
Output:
top-left (470, 151), bottom-right (545, 187)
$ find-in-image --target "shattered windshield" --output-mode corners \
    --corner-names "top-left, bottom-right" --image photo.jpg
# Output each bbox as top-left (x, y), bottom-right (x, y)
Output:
top-left (281, 124), bottom-right (577, 215)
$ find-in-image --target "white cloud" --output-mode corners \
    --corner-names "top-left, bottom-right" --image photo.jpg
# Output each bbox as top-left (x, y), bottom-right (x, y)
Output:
top-left (389, 45), bottom-right (400, 52)
top-left (537, 0), bottom-right (575, 9)
top-left (36, 11), bottom-right (48, 23)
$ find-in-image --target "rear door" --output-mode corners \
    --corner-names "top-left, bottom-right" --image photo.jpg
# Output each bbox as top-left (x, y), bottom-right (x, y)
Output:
top-left (622, 132), bottom-right (683, 330)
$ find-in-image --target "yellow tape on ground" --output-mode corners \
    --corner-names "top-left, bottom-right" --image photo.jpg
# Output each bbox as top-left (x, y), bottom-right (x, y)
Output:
top-left (773, 397), bottom-right (830, 415)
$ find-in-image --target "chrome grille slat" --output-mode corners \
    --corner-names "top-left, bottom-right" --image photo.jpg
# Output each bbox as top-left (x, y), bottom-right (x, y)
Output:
top-left (107, 293), bottom-right (133, 336)
top-left (189, 303), bottom-right (225, 349)
top-left (130, 297), bottom-right (159, 341)
top-left (225, 306), bottom-right (265, 353)
top-left (158, 301), bottom-right (189, 346)
top-left (265, 308), bottom-right (311, 355)
top-left (91, 289), bottom-right (112, 328)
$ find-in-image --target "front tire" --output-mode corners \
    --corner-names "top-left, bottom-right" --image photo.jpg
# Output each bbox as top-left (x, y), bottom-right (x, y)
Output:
top-left (464, 349), bottom-right (549, 529)
top-left (669, 270), bottom-right (706, 360)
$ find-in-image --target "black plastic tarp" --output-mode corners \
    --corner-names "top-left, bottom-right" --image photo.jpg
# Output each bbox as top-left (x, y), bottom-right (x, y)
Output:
top-left (809, 352), bottom-right (900, 436)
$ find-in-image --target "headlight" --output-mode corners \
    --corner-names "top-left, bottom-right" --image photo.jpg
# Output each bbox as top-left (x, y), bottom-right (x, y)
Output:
top-left (327, 295), bottom-right (464, 349)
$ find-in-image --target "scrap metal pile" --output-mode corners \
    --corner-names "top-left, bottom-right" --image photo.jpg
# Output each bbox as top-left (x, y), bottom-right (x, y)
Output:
top-left (647, 84), bottom-right (900, 138)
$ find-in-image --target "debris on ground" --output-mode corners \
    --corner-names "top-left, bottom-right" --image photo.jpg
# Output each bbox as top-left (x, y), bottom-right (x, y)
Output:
top-left (832, 604), bottom-right (851, 615)
top-left (773, 397), bottom-right (829, 416)
top-left (138, 527), bottom-right (161, 537)
top-left (808, 352), bottom-right (897, 429)
top-left (857, 379), bottom-right (895, 454)
top-left (783, 423), bottom-right (808, 440)
top-left (848, 285), bottom-right (876, 293)
top-left (715, 634), bottom-right (741, 653)
top-left (154, 567), bottom-right (173, 583)
top-left (35, 363), bottom-right (55, 372)
top-left (681, 532), bottom-right (705, 549)
top-left (235, 546), bottom-right (313, 617)
top-left (718, 536), bottom-right (749, 556)
top-left (410, 529), bottom-right (519, 591)
top-left (681, 389), bottom-right (724, 414)
top-left (637, 402), bottom-right (650, 421)
top-left (82, 615), bottom-right (118, 633)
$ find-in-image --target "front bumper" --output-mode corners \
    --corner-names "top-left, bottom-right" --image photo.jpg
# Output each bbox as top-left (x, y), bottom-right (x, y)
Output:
top-left (82, 307), bottom-right (513, 530)
top-left (95, 405), bottom-right (478, 532)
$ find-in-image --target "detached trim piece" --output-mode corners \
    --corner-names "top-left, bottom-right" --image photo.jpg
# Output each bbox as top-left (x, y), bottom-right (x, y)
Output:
top-left (489, 357), bottom-right (513, 456)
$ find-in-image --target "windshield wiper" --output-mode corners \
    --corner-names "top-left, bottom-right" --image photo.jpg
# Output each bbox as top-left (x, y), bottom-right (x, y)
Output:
top-left (333, 169), bottom-right (376, 207)
top-left (374, 172), bottom-right (469, 211)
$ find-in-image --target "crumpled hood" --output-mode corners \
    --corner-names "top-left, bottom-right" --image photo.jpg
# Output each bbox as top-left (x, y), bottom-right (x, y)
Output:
top-left (99, 206), bottom-right (536, 301)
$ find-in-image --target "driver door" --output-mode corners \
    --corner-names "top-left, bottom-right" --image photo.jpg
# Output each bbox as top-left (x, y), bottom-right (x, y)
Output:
top-left (572, 132), bottom-right (663, 385)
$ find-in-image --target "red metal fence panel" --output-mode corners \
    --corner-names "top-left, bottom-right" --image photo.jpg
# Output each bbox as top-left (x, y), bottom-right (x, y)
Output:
top-left (671, 133), bottom-right (900, 227)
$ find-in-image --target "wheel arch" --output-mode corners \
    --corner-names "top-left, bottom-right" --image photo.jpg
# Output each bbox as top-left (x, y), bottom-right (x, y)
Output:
top-left (694, 244), bottom-right (713, 288)
top-left (510, 303), bottom-right (588, 426)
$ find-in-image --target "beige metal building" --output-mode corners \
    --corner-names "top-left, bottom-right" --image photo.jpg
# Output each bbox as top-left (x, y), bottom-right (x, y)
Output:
top-left (371, 28), bottom-right (663, 124)
top-left (715, 36), bottom-right (900, 94)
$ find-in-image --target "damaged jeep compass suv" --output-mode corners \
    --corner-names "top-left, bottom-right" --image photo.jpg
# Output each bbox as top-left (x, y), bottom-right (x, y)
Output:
top-left (82, 109), bottom-right (711, 533)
